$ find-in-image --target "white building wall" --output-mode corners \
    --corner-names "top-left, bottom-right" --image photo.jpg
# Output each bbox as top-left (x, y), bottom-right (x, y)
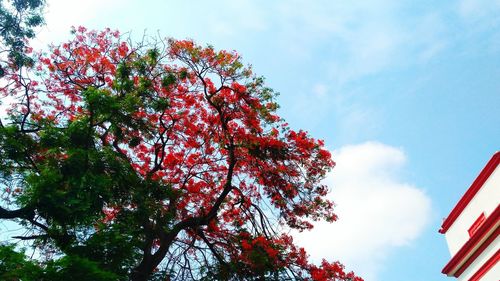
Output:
top-left (444, 166), bottom-right (500, 255)
top-left (458, 238), bottom-right (499, 281)
top-left (480, 259), bottom-right (500, 281)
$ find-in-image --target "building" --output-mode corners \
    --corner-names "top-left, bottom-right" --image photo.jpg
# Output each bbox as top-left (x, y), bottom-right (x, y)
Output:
top-left (439, 152), bottom-right (500, 280)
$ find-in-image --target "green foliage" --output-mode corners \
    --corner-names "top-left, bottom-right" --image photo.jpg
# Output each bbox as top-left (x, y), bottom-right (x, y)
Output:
top-left (78, 221), bottom-right (142, 274)
top-left (2, 118), bottom-right (150, 277)
top-left (161, 73), bottom-right (177, 88)
top-left (0, 244), bottom-right (44, 280)
top-left (0, 244), bottom-right (126, 280)
top-left (0, 101), bottom-right (173, 278)
top-left (0, 125), bottom-right (36, 161)
top-left (0, 0), bottom-right (45, 68)
top-left (43, 255), bottom-right (120, 281)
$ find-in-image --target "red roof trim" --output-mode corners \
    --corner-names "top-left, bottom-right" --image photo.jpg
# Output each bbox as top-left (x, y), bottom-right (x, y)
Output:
top-left (439, 152), bottom-right (500, 234)
top-left (468, 248), bottom-right (500, 281)
top-left (454, 226), bottom-right (499, 277)
top-left (468, 212), bottom-right (486, 237)
top-left (442, 204), bottom-right (500, 276)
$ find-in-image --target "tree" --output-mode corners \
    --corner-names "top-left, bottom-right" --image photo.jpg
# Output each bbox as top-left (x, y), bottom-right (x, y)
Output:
top-left (0, 0), bottom-right (45, 72)
top-left (0, 27), bottom-right (363, 281)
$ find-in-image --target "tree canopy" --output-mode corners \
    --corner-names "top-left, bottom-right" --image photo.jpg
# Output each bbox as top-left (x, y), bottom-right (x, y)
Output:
top-left (0, 27), bottom-right (363, 281)
top-left (0, 0), bottom-right (45, 71)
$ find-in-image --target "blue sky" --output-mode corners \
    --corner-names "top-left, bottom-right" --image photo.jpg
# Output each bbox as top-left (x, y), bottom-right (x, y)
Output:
top-left (31, 0), bottom-right (500, 280)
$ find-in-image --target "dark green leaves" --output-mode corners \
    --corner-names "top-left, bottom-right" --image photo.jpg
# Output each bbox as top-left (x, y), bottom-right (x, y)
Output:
top-left (161, 73), bottom-right (177, 88)
top-left (0, 244), bottom-right (44, 280)
top-left (0, 0), bottom-right (45, 67)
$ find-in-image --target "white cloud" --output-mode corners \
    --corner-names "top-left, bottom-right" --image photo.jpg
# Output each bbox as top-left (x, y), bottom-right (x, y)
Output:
top-left (293, 142), bottom-right (432, 281)
top-left (458, 0), bottom-right (500, 19)
top-left (267, 1), bottom-right (452, 83)
top-left (456, 0), bottom-right (500, 54)
top-left (31, 0), bottom-right (120, 49)
top-left (271, 0), bottom-right (406, 83)
top-left (313, 83), bottom-right (328, 98)
top-left (33, 1), bottom-right (451, 82)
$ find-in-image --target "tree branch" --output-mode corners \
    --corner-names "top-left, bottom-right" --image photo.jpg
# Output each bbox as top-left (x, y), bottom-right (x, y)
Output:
top-left (0, 206), bottom-right (34, 220)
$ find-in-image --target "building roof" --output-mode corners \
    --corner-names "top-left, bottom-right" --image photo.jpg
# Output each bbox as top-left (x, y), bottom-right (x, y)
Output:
top-left (439, 151), bottom-right (500, 234)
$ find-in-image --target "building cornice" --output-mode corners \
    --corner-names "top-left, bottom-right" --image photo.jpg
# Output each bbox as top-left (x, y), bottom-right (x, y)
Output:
top-left (439, 152), bottom-right (500, 234)
top-left (442, 204), bottom-right (500, 276)
top-left (468, 248), bottom-right (500, 281)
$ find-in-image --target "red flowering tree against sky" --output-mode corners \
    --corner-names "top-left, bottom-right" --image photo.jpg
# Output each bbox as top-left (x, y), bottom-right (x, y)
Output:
top-left (0, 27), bottom-right (363, 281)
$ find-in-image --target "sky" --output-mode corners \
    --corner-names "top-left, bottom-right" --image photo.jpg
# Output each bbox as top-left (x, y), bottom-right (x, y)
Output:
top-left (18, 0), bottom-right (500, 280)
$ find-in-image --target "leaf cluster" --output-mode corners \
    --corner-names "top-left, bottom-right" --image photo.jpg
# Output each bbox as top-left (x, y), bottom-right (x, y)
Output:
top-left (0, 0), bottom-right (45, 69)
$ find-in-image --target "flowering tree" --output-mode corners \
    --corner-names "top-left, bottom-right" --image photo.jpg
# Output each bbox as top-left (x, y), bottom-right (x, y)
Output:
top-left (0, 27), bottom-right (363, 281)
